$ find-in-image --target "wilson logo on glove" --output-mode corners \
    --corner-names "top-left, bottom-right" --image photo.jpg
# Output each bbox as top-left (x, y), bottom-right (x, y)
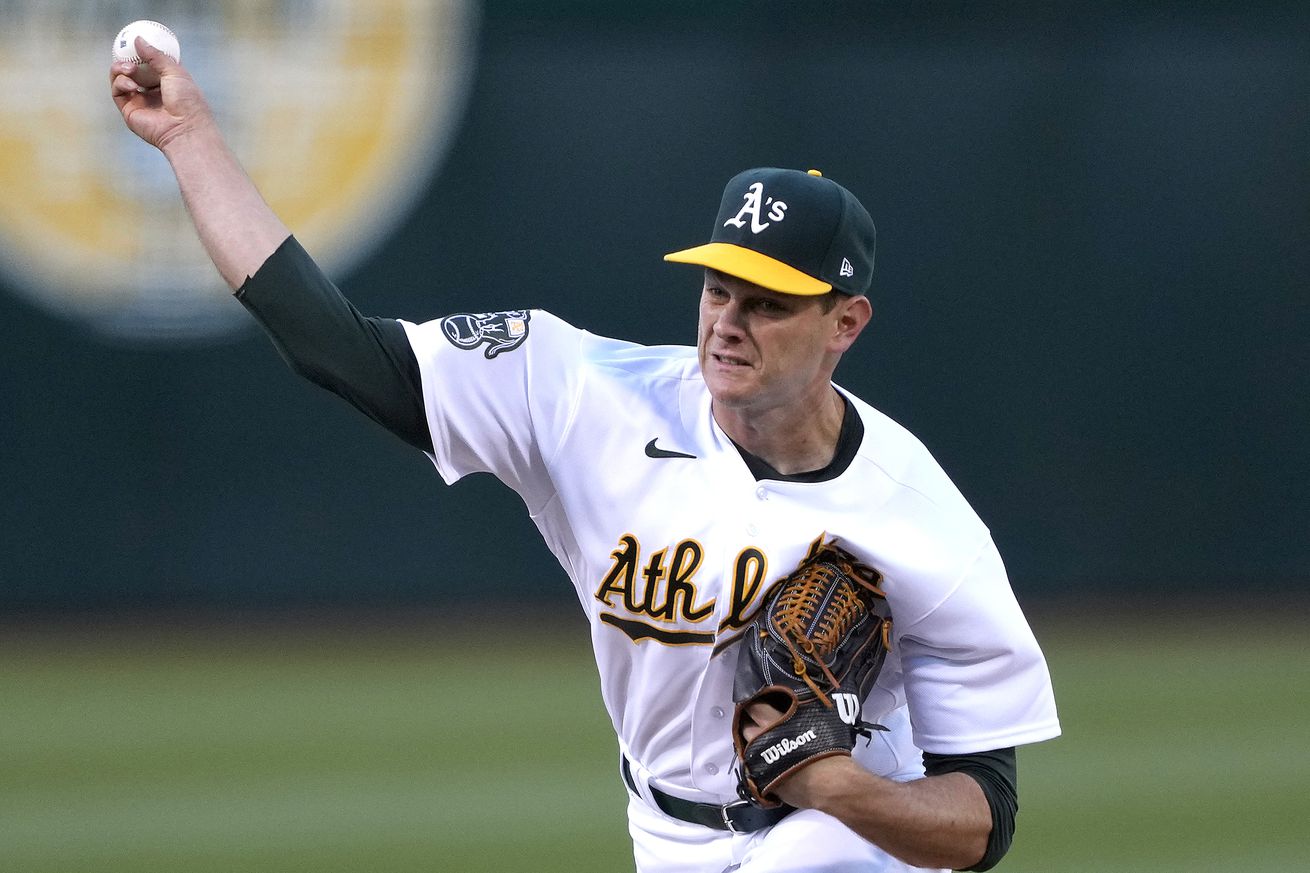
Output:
top-left (760, 729), bottom-right (818, 764)
top-left (833, 692), bottom-right (862, 726)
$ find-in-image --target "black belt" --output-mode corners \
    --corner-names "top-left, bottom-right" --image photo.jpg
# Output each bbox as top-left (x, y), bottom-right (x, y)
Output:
top-left (621, 756), bottom-right (793, 834)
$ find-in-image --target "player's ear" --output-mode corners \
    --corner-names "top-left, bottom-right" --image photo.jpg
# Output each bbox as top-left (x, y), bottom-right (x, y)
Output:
top-left (830, 294), bottom-right (872, 352)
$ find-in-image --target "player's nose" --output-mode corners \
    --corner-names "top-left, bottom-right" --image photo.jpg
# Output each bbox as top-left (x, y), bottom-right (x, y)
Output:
top-left (712, 301), bottom-right (747, 338)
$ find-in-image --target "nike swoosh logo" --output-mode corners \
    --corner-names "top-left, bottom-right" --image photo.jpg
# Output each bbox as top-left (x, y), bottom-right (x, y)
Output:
top-left (645, 438), bottom-right (697, 460)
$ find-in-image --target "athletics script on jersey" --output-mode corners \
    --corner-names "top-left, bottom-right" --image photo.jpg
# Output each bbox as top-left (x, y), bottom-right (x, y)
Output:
top-left (593, 533), bottom-right (829, 652)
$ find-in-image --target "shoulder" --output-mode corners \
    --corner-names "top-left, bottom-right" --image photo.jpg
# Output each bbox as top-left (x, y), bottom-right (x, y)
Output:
top-left (834, 392), bottom-right (995, 620)
top-left (556, 316), bottom-right (701, 393)
top-left (400, 308), bottom-right (571, 361)
top-left (844, 392), bottom-right (983, 528)
top-left (402, 308), bottom-right (694, 374)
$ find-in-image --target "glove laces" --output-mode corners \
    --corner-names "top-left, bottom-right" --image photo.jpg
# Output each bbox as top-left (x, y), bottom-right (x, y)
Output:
top-left (771, 559), bottom-right (875, 705)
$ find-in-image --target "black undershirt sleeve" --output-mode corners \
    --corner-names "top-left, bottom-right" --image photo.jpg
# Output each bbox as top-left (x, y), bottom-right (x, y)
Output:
top-left (234, 236), bottom-right (432, 453)
top-left (922, 747), bottom-right (1018, 872)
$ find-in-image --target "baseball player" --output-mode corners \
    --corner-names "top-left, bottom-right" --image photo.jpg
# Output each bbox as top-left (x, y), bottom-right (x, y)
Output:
top-left (111, 41), bottom-right (1060, 873)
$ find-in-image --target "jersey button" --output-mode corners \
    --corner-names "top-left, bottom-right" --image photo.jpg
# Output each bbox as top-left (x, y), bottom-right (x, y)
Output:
top-left (745, 523), bottom-right (758, 537)
top-left (755, 486), bottom-right (768, 500)
top-left (705, 763), bottom-right (720, 775)
top-left (711, 706), bottom-right (726, 718)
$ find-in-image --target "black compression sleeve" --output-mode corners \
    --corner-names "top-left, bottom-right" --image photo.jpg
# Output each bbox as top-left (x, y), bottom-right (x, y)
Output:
top-left (922, 747), bottom-right (1018, 872)
top-left (234, 236), bottom-right (432, 453)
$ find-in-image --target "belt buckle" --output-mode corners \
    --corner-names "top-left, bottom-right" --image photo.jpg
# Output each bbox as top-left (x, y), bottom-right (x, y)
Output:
top-left (719, 799), bottom-right (755, 834)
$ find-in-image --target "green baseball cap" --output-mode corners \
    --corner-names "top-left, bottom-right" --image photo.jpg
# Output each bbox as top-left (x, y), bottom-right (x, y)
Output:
top-left (665, 167), bottom-right (876, 296)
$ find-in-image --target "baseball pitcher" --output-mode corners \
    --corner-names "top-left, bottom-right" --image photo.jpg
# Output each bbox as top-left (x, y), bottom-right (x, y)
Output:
top-left (110, 37), bottom-right (1060, 873)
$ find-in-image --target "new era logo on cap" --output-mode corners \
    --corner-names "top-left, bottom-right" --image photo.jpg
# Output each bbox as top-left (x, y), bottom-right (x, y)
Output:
top-left (664, 168), bottom-right (876, 297)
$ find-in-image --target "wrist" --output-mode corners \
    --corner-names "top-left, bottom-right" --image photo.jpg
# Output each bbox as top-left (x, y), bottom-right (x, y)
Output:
top-left (158, 113), bottom-right (222, 159)
top-left (777, 754), bottom-right (873, 812)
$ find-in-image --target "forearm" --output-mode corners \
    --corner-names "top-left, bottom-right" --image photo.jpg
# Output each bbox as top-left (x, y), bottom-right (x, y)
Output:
top-left (110, 39), bottom-right (424, 447)
top-left (160, 121), bottom-right (290, 289)
top-left (781, 757), bottom-right (991, 870)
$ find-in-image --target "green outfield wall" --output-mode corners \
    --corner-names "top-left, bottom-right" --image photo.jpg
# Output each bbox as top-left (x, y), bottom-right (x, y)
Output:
top-left (2, 2), bottom-right (1306, 610)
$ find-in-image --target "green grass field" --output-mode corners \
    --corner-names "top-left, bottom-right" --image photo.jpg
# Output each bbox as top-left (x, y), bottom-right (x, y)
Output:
top-left (2, 610), bottom-right (1306, 872)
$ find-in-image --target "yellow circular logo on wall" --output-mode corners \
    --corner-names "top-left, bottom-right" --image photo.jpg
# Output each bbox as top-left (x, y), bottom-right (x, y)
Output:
top-left (0, 0), bottom-right (479, 342)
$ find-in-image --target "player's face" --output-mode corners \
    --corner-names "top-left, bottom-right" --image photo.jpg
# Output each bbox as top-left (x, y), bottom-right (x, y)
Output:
top-left (697, 271), bottom-right (861, 415)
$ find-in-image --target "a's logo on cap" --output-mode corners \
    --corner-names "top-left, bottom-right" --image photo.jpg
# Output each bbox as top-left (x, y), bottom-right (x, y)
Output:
top-left (724, 181), bottom-right (788, 234)
top-left (840, 258), bottom-right (855, 278)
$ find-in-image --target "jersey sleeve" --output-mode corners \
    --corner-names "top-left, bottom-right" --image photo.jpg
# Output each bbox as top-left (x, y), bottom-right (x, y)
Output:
top-left (398, 310), bottom-right (584, 513)
top-left (236, 236), bottom-right (431, 451)
top-left (895, 538), bottom-right (1061, 755)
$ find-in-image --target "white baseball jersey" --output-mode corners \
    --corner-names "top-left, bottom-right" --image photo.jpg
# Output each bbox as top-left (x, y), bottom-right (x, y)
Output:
top-left (401, 309), bottom-right (1060, 803)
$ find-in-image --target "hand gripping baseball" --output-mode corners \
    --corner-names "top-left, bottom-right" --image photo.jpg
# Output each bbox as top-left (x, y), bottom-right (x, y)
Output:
top-left (732, 542), bottom-right (893, 808)
top-left (109, 37), bottom-right (214, 152)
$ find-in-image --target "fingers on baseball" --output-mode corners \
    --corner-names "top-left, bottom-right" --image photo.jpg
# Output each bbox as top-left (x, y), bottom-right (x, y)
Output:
top-left (109, 42), bottom-right (181, 92)
top-left (135, 37), bottom-right (182, 73)
top-left (129, 37), bottom-right (159, 65)
top-left (111, 70), bottom-right (144, 95)
top-left (109, 59), bottom-right (151, 92)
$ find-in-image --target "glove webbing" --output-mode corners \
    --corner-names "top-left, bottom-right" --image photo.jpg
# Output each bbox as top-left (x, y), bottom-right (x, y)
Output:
top-left (770, 560), bottom-right (887, 707)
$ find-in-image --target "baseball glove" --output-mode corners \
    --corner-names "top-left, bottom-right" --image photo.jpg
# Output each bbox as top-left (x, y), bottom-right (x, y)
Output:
top-left (731, 541), bottom-right (893, 808)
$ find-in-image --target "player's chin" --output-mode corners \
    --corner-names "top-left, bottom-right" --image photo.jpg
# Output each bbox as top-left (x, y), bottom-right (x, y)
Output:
top-left (703, 373), bottom-right (759, 408)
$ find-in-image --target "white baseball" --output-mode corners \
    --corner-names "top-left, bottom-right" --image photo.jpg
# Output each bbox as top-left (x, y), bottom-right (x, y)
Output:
top-left (111, 20), bottom-right (181, 89)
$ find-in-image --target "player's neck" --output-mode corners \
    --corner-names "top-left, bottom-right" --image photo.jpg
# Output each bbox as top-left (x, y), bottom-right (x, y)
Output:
top-left (713, 387), bottom-right (847, 476)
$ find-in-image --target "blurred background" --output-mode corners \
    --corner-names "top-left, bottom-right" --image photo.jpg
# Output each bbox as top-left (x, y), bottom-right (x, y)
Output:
top-left (1, 1), bottom-right (1307, 871)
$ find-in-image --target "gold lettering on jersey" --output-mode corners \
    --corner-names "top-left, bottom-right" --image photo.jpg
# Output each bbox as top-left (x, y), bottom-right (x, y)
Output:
top-left (711, 533), bottom-right (830, 654)
top-left (596, 534), bottom-right (831, 648)
top-left (595, 535), bottom-right (715, 625)
top-left (718, 547), bottom-right (768, 634)
top-left (596, 534), bottom-right (644, 613)
top-left (640, 547), bottom-right (669, 615)
top-left (661, 540), bottom-right (713, 621)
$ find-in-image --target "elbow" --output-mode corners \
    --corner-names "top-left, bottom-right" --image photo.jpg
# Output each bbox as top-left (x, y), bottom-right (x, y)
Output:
top-left (277, 346), bottom-right (339, 391)
top-left (952, 831), bottom-right (994, 872)
top-left (893, 829), bottom-right (990, 872)
top-left (285, 355), bottom-right (327, 385)
top-left (953, 810), bottom-right (1012, 872)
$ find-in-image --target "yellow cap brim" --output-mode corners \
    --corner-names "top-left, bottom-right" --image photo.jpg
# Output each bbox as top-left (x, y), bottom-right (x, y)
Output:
top-left (663, 243), bottom-right (832, 296)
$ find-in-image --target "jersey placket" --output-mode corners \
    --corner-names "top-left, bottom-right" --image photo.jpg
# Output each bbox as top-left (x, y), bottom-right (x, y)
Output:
top-left (685, 469), bottom-right (789, 797)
